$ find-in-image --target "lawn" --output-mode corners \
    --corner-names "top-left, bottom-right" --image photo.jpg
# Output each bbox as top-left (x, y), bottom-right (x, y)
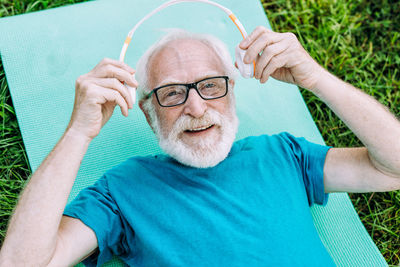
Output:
top-left (0, 0), bottom-right (399, 265)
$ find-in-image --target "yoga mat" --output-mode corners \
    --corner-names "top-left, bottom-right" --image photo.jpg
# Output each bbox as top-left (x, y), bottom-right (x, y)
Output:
top-left (0, 0), bottom-right (387, 266)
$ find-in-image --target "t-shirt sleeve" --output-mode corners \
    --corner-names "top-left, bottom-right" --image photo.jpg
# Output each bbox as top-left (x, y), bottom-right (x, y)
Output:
top-left (278, 132), bottom-right (331, 206)
top-left (63, 175), bottom-right (127, 266)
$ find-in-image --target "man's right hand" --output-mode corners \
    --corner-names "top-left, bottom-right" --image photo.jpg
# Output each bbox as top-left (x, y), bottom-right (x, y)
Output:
top-left (67, 58), bottom-right (138, 140)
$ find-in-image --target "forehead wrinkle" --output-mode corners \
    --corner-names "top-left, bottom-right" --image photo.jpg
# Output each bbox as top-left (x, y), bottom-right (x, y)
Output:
top-left (157, 70), bottom-right (222, 88)
top-left (148, 39), bottom-right (224, 89)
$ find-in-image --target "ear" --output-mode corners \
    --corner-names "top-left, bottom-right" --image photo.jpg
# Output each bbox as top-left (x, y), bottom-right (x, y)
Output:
top-left (139, 99), bottom-right (155, 133)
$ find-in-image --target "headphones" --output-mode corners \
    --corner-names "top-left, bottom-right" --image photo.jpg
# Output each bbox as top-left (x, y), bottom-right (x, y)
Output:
top-left (119, 0), bottom-right (255, 105)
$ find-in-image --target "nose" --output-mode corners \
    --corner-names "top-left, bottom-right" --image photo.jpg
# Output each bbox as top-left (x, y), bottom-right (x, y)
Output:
top-left (183, 88), bottom-right (207, 118)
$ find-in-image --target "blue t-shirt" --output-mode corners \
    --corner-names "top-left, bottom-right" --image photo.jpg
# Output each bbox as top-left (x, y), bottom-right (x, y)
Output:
top-left (64, 133), bottom-right (334, 266)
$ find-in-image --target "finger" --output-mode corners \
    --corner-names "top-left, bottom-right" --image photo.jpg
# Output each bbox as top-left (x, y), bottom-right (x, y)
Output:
top-left (240, 26), bottom-right (282, 50)
top-left (254, 40), bottom-right (290, 79)
top-left (260, 53), bottom-right (288, 83)
top-left (91, 78), bottom-right (133, 109)
top-left (96, 86), bottom-right (130, 117)
top-left (96, 57), bottom-right (136, 74)
top-left (239, 26), bottom-right (269, 49)
top-left (244, 32), bottom-right (286, 64)
top-left (94, 64), bottom-right (138, 88)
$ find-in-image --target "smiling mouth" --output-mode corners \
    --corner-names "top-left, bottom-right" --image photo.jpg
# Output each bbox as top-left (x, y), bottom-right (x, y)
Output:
top-left (184, 124), bottom-right (215, 133)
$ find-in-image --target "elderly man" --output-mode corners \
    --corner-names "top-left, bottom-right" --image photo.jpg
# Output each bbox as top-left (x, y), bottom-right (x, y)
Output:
top-left (1, 26), bottom-right (400, 266)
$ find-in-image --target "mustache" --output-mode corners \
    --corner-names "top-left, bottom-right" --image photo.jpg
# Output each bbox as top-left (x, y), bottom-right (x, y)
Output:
top-left (172, 109), bottom-right (223, 134)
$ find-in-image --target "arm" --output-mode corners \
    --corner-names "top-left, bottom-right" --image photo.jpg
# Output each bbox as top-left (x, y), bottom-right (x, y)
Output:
top-left (0, 131), bottom-right (97, 266)
top-left (0, 58), bottom-right (137, 266)
top-left (239, 26), bottom-right (400, 192)
top-left (314, 72), bottom-right (400, 192)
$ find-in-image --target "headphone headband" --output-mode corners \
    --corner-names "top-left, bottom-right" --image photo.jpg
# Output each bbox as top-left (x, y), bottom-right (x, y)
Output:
top-left (119, 0), bottom-right (249, 62)
top-left (120, 0), bottom-right (255, 106)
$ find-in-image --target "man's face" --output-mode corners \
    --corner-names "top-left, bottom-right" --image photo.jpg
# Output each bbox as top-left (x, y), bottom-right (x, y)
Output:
top-left (143, 39), bottom-right (238, 168)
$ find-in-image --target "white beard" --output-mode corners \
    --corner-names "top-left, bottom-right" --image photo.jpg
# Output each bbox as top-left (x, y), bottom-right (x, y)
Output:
top-left (150, 102), bottom-right (239, 168)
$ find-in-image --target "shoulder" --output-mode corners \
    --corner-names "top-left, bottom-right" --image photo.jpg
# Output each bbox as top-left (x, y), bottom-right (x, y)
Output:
top-left (234, 132), bottom-right (300, 150)
top-left (101, 154), bottom-right (164, 183)
top-left (233, 132), bottom-right (326, 158)
top-left (89, 154), bottom-right (171, 200)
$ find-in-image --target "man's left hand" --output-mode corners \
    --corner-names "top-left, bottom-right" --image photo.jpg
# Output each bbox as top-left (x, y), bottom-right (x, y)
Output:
top-left (239, 26), bottom-right (322, 91)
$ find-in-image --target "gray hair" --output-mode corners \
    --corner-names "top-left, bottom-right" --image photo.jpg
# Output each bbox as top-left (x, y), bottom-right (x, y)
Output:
top-left (136, 29), bottom-right (238, 116)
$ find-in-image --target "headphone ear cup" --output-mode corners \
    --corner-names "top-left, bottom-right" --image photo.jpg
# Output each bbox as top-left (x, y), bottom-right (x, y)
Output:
top-left (235, 45), bottom-right (254, 79)
top-left (125, 84), bottom-right (137, 105)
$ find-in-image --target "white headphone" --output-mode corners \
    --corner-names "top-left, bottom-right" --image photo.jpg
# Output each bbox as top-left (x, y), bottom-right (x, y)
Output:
top-left (119, 0), bottom-right (255, 105)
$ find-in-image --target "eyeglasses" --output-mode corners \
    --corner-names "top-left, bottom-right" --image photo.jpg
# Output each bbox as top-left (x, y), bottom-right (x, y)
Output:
top-left (145, 76), bottom-right (229, 107)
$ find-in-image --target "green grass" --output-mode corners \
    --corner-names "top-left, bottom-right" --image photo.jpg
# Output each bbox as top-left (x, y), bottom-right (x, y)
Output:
top-left (0, 59), bottom-right (30, 243)
top-left (0, 0), bottom-right (399, 265)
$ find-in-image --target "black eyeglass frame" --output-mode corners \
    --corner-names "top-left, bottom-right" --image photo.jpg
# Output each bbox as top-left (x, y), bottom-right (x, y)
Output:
top-left (145, 75), bottom-right (229, 107)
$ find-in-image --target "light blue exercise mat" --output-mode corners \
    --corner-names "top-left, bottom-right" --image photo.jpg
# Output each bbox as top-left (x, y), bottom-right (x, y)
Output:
top-left (0, 0), bottom-right (387, 266)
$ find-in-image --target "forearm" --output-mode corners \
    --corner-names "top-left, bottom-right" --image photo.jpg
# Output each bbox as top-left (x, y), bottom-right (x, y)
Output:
top-left (312, 69), bottom-right (400, 176)
top-left (0, 129), bottom-right (91, 265)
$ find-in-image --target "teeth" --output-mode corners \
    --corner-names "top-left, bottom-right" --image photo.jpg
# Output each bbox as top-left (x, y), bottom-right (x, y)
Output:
top-left (187, 124), bottom-right (212, 132)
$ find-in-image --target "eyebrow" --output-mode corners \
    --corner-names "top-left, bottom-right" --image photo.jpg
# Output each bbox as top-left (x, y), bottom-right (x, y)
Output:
top-left (155, 71), bottom-right (222, 88)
